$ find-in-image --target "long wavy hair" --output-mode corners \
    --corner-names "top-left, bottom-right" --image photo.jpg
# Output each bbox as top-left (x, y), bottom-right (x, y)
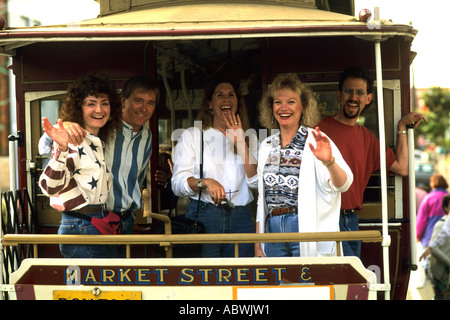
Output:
top-left (59, 73), bottom-right (122, 143)
top-left (196, 77), bottom-right (250, 131)
top-left (259, 73), bottom-right (320, 129)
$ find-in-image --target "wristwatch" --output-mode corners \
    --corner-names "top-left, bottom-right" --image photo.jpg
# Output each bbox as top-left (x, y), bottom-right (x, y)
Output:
top-left (197, 178), bottom-right (204, 189)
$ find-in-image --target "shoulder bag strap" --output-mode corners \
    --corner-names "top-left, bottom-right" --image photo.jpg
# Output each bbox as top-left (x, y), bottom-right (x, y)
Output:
top-left (194, 128), bottom-right (203, 222)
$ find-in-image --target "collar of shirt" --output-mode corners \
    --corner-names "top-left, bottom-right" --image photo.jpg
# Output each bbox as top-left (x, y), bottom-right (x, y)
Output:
top-left (271, 125), bottom-right (308, 150)
top-left (85, 131), bottom-right (106, 149)
top-left (121, 120), bottom-right (143, 138)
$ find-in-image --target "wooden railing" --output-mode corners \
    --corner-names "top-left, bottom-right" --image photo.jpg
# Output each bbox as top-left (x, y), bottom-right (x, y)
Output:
top-left (2, 230), bottom-right (383, 258)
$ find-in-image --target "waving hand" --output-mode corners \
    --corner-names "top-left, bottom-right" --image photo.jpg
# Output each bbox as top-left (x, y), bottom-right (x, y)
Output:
top-left (42, 117), bottom-right (69, 152)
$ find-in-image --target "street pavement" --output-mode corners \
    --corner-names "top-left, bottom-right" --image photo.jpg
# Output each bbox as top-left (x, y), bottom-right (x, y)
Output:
top-left (407, 268), bottom-right (434, 300)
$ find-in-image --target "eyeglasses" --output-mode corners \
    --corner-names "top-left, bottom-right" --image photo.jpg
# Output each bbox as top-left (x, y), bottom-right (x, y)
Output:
top-left (342, 88), bottom-right (367, 98)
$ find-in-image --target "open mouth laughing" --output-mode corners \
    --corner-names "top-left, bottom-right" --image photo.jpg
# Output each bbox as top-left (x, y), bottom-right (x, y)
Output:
top-left (345, 100), bottom-right (360, 112)
top-left (278, 113), bottom-right (293, 119)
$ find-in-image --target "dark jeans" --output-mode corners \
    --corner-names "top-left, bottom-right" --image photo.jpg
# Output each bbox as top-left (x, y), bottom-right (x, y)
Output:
top-left (59, 211), bottom-right (118, 258)
top-left (186, 200), bottom-right (254, 257)
top-left (339, 212), bottom-right (361, 257)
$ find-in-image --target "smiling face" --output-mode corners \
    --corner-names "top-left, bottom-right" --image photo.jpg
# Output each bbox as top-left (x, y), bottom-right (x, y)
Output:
top-left (336, 77), bottom-right (373, 123)
top-left (121, 89), bottom-right (157, 132)
top-left (82, 94), bottom-right (111, 136)
top-left (273, 88), bottom-right (303, 131)
top-left (208, 82), bottom-right (238, 128)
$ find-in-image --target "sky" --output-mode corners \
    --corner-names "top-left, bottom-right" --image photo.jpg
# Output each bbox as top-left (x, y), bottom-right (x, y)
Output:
top-left (6, 0), bottom-right (449, 89)
top-left (7, 0), bottom-right (99, 25)
top-left (355, 0), bottom-right (450, 89)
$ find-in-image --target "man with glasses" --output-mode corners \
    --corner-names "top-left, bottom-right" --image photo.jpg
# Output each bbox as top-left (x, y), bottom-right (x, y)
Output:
top-left (319, 66), bottom-right (427, 257)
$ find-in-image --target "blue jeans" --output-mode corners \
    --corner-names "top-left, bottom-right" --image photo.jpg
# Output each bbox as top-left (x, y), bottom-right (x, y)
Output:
top-left (339, 212), bottom-right (361, 257)
top-left (120, 211), bottom-right (136, 235)
top-left (186, 200), bottom-right (254, 257)
top-left (58, 211), bottom-right (118, 258)
top-left (265, 212), bottom-right (300, 257)
top-left (116, 211), bottom-right (136, 258)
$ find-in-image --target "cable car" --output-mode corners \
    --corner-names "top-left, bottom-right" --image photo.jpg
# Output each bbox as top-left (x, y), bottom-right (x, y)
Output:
top-left (0, 0), bottom-right (419, 300)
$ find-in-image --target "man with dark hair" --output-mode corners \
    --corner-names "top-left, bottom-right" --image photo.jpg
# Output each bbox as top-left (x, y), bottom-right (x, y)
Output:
top-left (106, 75), bottom-right (159, 235)
top-left (319, 66), bottom-right (427, 257)
top-left (338, 66), bottom-right (374, 94)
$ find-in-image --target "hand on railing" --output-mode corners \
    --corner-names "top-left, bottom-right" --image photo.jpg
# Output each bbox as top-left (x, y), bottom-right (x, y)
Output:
top-left (142, 188), bottom-right (172, 235)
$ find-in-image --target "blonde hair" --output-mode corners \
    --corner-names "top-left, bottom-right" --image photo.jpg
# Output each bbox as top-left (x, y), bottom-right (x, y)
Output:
top-left (258, 73), bottom-right (320, 129)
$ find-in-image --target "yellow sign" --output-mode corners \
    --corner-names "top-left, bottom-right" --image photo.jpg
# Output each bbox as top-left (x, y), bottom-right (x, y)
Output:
top-left (53, 290), bottom-right (141, 300)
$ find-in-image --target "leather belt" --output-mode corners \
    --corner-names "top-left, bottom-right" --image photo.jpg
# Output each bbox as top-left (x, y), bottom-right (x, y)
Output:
top-left (265, 206), bottom-right (297, 230)
top-left (71, 204), bottom-right (105, 214)
top-left (341, 209), bottom-right (357, 214)
top-left (270, 206), bottom-right (296, 216)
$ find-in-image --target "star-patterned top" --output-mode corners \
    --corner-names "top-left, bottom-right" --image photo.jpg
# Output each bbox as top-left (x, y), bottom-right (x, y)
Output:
top-left (39, 132), bottom-right (111, 212)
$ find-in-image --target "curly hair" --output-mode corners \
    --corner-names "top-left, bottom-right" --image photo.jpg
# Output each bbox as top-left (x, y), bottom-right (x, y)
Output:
top-left (259, 73), bottom-right (320, 129)
top-left (196, 77), bottom-right (250, 131)
top-left (339, 66), bottom-right (374, 112)
top-left (59, 73), bottom-right (122, 143)
top-left (339, 66), bottom-right (374, 94)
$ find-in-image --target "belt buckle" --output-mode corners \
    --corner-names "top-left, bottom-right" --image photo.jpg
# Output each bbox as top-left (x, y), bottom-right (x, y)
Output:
top-left (268, 207), bottom-right (278, 216)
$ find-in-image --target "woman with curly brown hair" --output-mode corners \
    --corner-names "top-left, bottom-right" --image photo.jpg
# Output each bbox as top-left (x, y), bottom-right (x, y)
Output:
top-left (39, 73), bottom-right (122, 258)
top-left (58, 73), bottom-right (121, 144)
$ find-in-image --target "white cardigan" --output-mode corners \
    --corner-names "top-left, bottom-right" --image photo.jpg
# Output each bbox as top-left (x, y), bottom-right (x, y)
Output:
top-left (256, 127), bottom-right (353, 257)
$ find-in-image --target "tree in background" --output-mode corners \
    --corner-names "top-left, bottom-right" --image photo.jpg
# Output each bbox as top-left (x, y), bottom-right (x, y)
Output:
top-left (414, 87), bottom-right (450, 152)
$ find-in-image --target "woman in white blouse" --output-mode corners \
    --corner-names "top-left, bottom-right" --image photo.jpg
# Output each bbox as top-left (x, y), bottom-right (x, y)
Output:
top-left (172, 77), bottom-right (258, 257)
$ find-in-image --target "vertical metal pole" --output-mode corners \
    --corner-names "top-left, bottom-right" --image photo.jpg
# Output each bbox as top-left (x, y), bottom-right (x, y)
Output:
top-left (375, 38), bottom-right (391, 300)
top-left (33, 244), bottom-right (39, 258)
top-left (408, 127), bottom-right (418, 269)
top-left (0, 196), bottom-right (3, 300)
top-left (7, 135), bottom-right (18, 273)
top-left (180, 69), bottom-right (192, 125)
top-left (8, 136), bottom-right (18, 193)
top-left (126, 245), bottom-right (131, 259)
top-left (161, 59), bottom-right (175, 149)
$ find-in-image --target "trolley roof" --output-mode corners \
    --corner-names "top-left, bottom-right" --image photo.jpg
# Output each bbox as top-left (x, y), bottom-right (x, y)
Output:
top-left (0, 3), bottom-right (416, 56)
